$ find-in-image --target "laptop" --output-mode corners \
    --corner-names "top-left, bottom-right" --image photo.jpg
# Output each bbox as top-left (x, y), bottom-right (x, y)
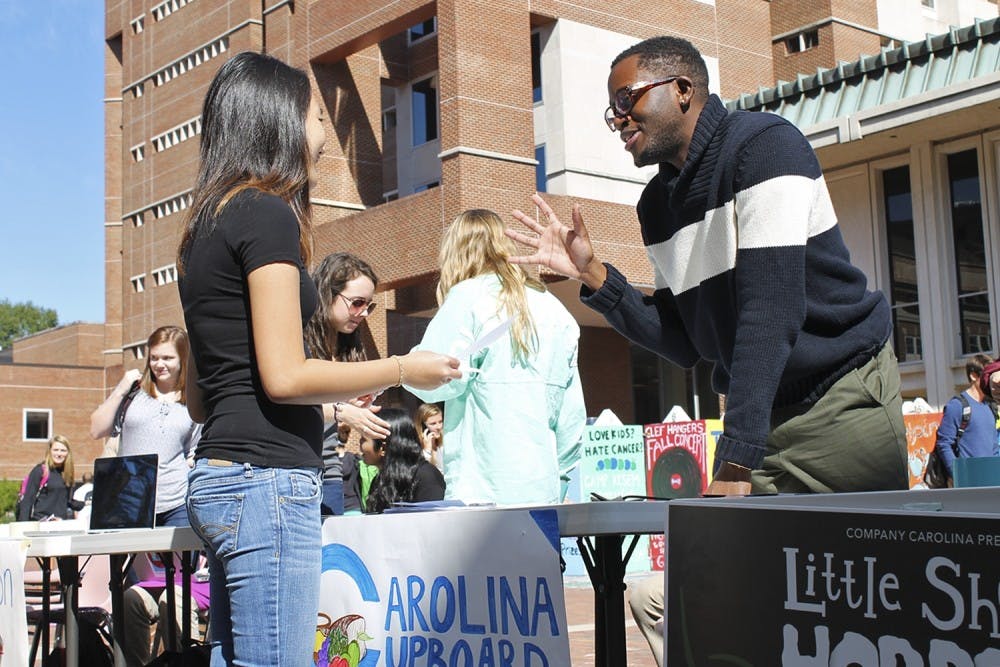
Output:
top-left (89, 453), bottom-right (158, 531)
top-left (22, 454), bottom-right (158, 537)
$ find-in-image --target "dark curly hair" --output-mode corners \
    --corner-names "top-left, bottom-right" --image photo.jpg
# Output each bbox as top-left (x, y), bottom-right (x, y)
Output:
top-left (611, 36), bottom-right (709, 101)
top-left (365, 408), bottom-right (426, 514)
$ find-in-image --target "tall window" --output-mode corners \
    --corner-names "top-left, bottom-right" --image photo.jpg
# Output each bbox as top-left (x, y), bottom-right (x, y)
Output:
top-left (412, 78), bottom-right (438, 146)
top-left (882, 166), bottom-right (922, 362)
top-left (535, 145), bottom-right (547, 193)
top-left (531, 32), bottom-right (542, 103)
top-left (946, 149), bottom-right (992, 354)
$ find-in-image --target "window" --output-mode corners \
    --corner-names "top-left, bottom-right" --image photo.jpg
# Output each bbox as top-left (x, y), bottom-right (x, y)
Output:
top-left (152, 0), bottom-right (195, 21)
top-left (383, 190), bottom-right (399, 203)
top-left (531, 32), bottom-right (543, 104)
top-left (131, 143), bottom-right (145, 163)
top-left (153, 264), bottom-right (178, 286)
top-left (409, 18), bottom-right (437, 43)
top-left (946, 149), bottom-right (992, 354)
top-left (414, 181), bottom-right (439, 193)
top-left (153, 193), bottom-right (192, 219)
top-left (132, 83), bottom-right (144, 99)
top-left (131, 274), bottom-right (146, 293)
top-left (921, 0), bottom-right (935, 7)
top-left (153, 36), bottom-right (228, 87)
top-left (535, 145), bottom-right (547, 193)
top-left (382, 108), bottom-right (397, 133)
top-left (24, 409), bottom-right (51, 441)
top-left (152, 116), bottom-right (202, 152)
top-left (411, 77), bottom-right (438, 145)
top-left (131, 213), bottom-right (145, 228)
top-left (131, 15), bottom-right (145, 34)
top-left (881, 166), bottom-right (922, 362)
top-left (786, 30), bottom-right (819, 54)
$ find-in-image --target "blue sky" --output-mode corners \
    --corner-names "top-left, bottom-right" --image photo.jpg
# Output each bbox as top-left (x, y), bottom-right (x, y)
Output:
top-left (0, 1), bottom-right (105, 324)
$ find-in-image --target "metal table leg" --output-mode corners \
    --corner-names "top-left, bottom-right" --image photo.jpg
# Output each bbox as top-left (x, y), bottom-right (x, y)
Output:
top-left (578, 533), bottom-right (640, 667)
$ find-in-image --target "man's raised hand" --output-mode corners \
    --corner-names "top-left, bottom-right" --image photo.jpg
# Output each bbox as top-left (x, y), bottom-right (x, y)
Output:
top-left (507, 193), bottom-right (607, 290)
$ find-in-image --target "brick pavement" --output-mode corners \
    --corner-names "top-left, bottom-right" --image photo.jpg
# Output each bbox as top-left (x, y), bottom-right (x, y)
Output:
top-left (564, 575), bottom-right (658, 667)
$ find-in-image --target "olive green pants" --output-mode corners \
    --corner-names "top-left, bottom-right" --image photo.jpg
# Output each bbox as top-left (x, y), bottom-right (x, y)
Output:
top-left (752, 341), bottom-right (908, 494)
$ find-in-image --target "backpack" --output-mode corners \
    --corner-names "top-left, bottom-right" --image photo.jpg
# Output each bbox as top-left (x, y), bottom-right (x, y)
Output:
top-left (924, 393), bottom-right (998, 488)
top-left (15, 463), bottom-right (49, 520)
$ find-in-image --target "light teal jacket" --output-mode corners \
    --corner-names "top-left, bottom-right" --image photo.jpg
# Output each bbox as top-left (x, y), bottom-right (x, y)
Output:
top-left (407, 274), bottom-right (585, 505)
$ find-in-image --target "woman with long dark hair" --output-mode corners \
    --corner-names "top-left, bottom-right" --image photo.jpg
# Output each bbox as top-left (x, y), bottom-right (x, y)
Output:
top-left (362, 408), bottom-right (445, 514)
top-left (305, 252), bottom-right (391, 515)
top-left (176, 51), bottom-right (459, 664)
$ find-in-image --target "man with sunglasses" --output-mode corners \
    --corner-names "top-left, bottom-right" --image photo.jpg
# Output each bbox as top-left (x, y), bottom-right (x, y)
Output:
top-left (510, 34), bottom-right (907, 666)
top-left (511, 35), bottom-right (907, 497)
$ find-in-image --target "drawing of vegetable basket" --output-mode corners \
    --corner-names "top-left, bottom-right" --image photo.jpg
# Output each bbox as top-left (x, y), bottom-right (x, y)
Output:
top-left (314, 612), bottom-right (373, 667)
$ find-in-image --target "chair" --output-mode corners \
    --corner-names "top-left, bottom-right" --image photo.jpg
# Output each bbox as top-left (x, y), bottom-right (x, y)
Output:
top-left (26, 554), bottom-right (114, 665)
top-left (25, 556), bottom-right (63, 664)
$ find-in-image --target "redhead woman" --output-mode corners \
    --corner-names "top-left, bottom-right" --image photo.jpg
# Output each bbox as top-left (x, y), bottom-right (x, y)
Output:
top-left (90, 325), bottom-right (200, 528)
top-left (17, 435), bottom-right (84, 521)
top-left (176, 52), bottom-right (459, 665)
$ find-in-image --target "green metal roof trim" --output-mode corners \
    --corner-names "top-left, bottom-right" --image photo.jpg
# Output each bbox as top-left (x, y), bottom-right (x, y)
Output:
top-left (726, 16), bottom-right (1000, 132)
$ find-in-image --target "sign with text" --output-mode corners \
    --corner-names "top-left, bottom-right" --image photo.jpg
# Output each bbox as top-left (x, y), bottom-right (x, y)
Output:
top-left (318, 509), bottom-right (569, 667)
top-left (904, 412), bottom-right (943, 489)
top-left (580, 424), bottom-right (649, 572)
top-left (644, 420), bottom-right (721, 570)
top-left (0, 540), bottom-right (29, 667)
top-left (666, 501), bottom-right (1000, 664)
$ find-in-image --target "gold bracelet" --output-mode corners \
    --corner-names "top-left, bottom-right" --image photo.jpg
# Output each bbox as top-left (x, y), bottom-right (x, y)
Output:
top-left (392, 355), bottom-right (404, 387)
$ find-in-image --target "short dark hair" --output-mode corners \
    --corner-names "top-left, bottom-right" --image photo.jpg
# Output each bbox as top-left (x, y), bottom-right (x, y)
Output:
top-left (967, 353), bottom-right (994, 379)
top-left (612, 36), bottom-right (710, 98)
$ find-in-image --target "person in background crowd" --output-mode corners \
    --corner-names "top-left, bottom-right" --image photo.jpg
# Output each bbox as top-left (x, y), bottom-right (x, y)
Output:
top-left (415, 403), bottom-right (445, 472)
top-left (305, 252), bottom-right (391, 516)
top-left (90, 325), bottom-right (201, 528)
top-left (17, 435), bottom-right (84, 521)
top-left (932, 354), bottom-right (998, 484)
top-left (362, 408), bottom-right (446, 514)
top-left (409, 208), bottom-right (586, 506)
top-left (176, 51), bottom-right (460, 665)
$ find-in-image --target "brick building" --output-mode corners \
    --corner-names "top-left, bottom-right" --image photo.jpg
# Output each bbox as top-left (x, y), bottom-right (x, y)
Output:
top-left (4, 0), bottom-right (998, 480)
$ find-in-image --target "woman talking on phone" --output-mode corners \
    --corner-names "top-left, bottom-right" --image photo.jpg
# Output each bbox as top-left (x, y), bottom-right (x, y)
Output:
top-left (176, 52), bottom-right (460, 665)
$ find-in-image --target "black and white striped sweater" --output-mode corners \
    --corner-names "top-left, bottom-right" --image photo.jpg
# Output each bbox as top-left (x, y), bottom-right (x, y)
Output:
top-left (582, 95), bottom-right (891, 469)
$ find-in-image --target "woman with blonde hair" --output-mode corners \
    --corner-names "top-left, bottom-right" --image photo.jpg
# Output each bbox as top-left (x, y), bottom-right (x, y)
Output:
top-left (414, 402), bottom-right (444, 471)
top-left (17, 435), bottom-right (84, 520)
top-left (408, 209), bottom-right (586, 505)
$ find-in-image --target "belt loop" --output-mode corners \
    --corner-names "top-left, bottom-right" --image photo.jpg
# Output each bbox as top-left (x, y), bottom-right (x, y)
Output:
top-left (243, 462), bottom-right (253, 478)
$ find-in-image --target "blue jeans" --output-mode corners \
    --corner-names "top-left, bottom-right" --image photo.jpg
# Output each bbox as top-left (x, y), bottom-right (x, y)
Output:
top-left (320, 479), bottom-right (344, 516)
top-left (156, 503), bottom-right (190, 527)
top-left (187, 460), bottom-right (322, 666)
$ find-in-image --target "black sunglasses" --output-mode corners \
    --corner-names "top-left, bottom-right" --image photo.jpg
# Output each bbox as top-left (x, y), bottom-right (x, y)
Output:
top-left (604, 76), bottom-right (681, 130)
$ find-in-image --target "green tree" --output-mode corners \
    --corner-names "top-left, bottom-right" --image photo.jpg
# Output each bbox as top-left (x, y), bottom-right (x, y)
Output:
top-left (0, 299), bottom-right (58, 349)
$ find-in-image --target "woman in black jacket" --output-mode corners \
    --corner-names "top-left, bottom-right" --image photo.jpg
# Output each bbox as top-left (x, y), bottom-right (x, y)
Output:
top-left (17, 435), bottom-right (84, 521)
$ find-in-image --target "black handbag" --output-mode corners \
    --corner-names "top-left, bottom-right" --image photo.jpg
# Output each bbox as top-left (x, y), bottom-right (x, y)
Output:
top-left (110, 380), bottom-right (142, 437)
top-left (923, 449), bottom-right (951, 489)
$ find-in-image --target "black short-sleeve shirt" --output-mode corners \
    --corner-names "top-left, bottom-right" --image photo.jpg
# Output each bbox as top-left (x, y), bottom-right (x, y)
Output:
top-left (179, 189), bottom-right (323, 468)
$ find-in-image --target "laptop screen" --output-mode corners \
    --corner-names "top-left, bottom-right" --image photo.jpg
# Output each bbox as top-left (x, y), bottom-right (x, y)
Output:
top-left (89, 454), bottom-right (158, 531)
